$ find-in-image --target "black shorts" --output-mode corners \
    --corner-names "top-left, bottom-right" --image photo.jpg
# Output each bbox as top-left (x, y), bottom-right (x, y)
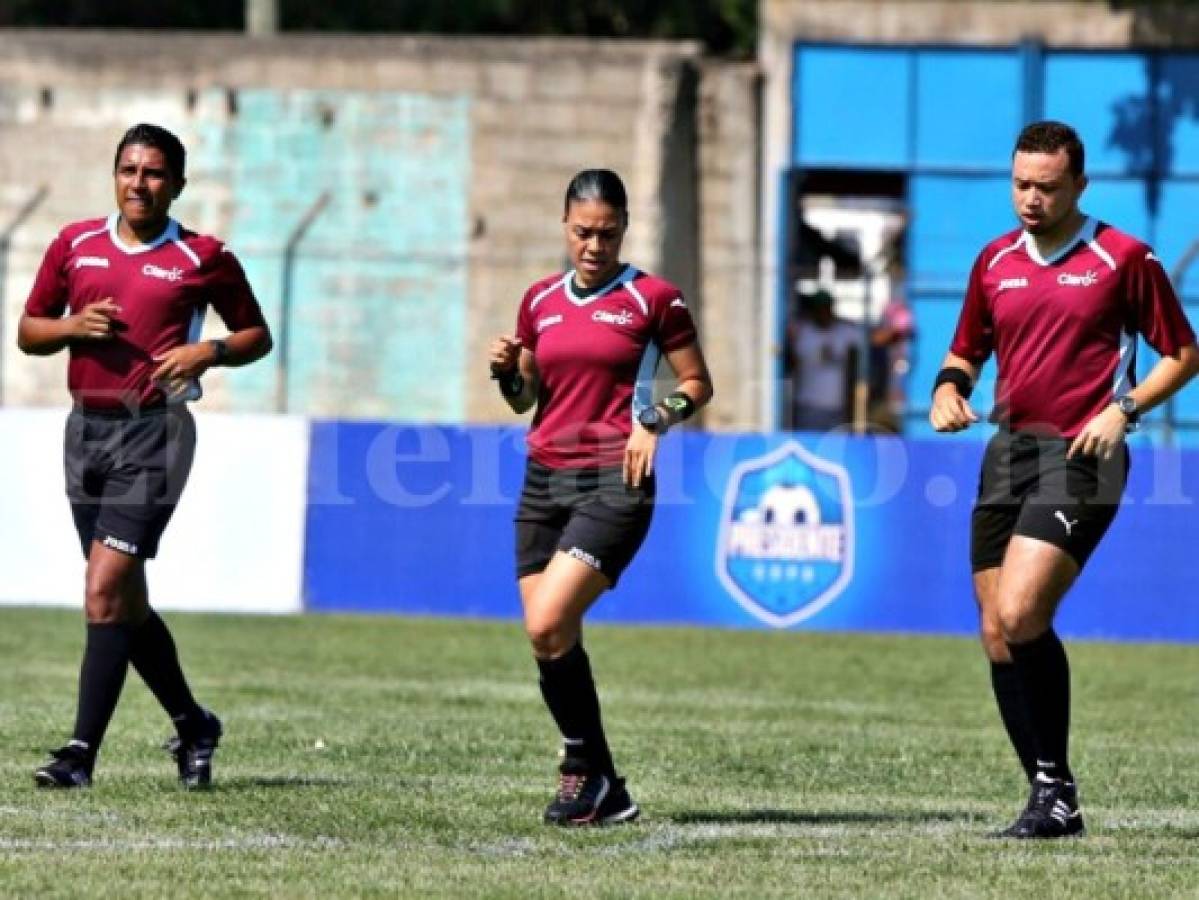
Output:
top-left (515, 459), bottom-right (655, 586)
top-left (65, 404), bottom-right (197, 560)
top-left (971, 428), bottom-right (1129, 572)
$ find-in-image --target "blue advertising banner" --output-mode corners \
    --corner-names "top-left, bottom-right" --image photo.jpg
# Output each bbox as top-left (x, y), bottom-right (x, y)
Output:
top-left (304, 423), bottom-right (1199, 642)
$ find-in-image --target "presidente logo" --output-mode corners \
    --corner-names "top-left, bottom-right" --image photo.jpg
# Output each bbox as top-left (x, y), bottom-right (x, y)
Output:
top-left (715, 441), bottom-right (854, 628)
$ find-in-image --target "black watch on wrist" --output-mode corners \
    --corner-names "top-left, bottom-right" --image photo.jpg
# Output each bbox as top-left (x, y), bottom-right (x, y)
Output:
top-left (208, 338), bottom-right (229, 365)
top-left (638, 405), bottom-right (667, 435)
top-left (1115, 395), bottom-right (1140, 430)
top-left (491, 366), bottom-right (524, 398)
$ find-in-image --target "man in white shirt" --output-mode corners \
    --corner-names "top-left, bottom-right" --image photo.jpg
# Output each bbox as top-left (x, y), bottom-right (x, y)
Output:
top-left (791, 290), bottom-right (858, 431)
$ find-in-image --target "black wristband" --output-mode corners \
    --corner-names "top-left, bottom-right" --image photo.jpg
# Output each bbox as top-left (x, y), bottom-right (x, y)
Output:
top-left (933, 367), bottom-right (973, 400)
top-left (491, 368), bottom-right (524, 398)
top-left (661, 390), bottom-right (697, 422)
top-left (208, 338), bottom-right (229, 366)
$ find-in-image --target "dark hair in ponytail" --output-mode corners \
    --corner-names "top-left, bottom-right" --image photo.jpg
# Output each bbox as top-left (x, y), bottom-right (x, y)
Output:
top-left (563, 169), bottom-right (628, 216)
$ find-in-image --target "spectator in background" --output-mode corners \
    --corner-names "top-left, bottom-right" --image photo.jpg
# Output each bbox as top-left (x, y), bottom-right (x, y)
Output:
top-left (867, 267), bottom-right (915, 433)
top-left (790, 289), bottom-right (858, 431)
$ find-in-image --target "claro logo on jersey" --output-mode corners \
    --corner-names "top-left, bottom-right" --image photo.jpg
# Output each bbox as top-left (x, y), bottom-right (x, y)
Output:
top-left (142, 263), bottom-right (184, 282)
top-left (592, 309), bottom-right (634, 326)
top-left (1058, 269), bottom-right (1099, 287)
top-left (715, 441), bottom-right (854, 628)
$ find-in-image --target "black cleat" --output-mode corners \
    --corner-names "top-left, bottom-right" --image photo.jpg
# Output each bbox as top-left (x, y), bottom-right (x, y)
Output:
top-left (992, 774), bottom-right (1085, 839)
top-left (164, 709), bottom-right (222, 790)
top-left (596, 775), bottom-right (640, 825)
top-left (34, 741), bottom-right (94, 789)
top-left (543, 757), bottom-right (639, 826)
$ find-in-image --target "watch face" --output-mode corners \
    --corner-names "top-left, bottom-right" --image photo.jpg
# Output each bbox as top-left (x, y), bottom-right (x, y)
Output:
top-left (638, 407), bottom-right (661, 428)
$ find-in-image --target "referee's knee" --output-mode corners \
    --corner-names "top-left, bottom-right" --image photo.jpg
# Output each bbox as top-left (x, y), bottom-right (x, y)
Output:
top-left (524, 619), bottom-right (578, 660)
top-left (84, 580), bottom-right (133, 624)
top-left (979, 623), bottom-right (1011, 662)
top-left (997, 604), bottom-right (1050, 645)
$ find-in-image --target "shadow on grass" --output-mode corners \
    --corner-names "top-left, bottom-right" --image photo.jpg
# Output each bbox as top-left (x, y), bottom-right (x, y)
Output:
top-left (670, 808), bottom-right (972, 826)
top-left (215, 775), bottom-right (355, 792)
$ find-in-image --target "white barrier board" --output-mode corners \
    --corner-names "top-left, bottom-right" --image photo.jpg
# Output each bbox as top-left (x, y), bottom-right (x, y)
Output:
top-left (0, 408), bottom-right (306, 614)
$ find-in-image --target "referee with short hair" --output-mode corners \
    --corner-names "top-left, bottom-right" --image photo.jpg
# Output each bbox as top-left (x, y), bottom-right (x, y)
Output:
top-left (18, 123), bottom-right (272, 789)
top-left (932, 120), bottom-right (1199, 838)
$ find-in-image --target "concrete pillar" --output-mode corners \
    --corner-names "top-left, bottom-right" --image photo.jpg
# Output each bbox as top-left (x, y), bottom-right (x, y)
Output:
top-left (246, 0), bottom-right (279, 37)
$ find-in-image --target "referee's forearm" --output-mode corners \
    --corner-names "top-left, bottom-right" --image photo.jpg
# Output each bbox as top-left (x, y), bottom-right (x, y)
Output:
top-left (16, 314), bottom-right (74, 356)
top-left (938, 352), bottom-right (980, 383)
top-left (220, 326), bottom-right (272, 367)
top-left (676, 376), bottom-right (713, 409)
top-left (1127, 344), bottom-right (1199, 414)
top-left (505, 384), bottom-right (536, 414)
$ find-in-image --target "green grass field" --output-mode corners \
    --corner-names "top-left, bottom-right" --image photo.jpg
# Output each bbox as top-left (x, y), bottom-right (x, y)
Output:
top-left (1, 607), bottom-right (1197, 898)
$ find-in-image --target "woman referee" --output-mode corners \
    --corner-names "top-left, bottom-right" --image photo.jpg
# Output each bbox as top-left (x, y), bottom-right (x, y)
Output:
top-left (489, 169), bottom-right (713, 825)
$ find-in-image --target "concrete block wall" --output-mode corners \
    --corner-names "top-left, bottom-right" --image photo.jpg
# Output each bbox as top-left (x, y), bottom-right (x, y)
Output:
top-left (697, 62), bottom-right (762, 432)
top-left (0, 30), bottom-right (761, 429)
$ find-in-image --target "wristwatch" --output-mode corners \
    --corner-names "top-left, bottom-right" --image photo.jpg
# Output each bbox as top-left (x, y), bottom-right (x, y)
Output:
top-left (662, 394), bottom-right (691, 417)
top-left (638, 405), bottom-right (667, 434)
top-left (1114, 395), bottom-right (1139, 430)
top-left (208, 338), bottom-right (229, 365)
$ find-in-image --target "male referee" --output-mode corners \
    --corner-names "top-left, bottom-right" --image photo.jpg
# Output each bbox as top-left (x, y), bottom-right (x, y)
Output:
top-left (18, 124), bottom-right (271, 788)
top-left (931, 120), bottom-right (1199, 838)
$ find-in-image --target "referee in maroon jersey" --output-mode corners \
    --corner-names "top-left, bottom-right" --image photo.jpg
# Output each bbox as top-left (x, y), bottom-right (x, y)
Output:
top-left (18, 124), bottom-right (272, 789)
top-left (489, 169), bottom-right (713, 825)
top-left (931, 121), bottom-right (1199, 838)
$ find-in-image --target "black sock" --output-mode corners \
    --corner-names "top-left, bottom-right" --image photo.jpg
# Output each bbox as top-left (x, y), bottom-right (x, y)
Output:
top-left (71, 623), bottom-right (134, 755)
top-left (990, 660), bottom-right (1039, 782)
top-left (129, 611), bottom-right (203, 735)
top-left (536, 643), bottom-right (617, 779)
top-left (1007, 629), bottom-right (1074, 783)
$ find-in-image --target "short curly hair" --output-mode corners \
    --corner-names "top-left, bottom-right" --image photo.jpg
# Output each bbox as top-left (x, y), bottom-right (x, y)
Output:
top-left (1013, 120), bottom-right (1084, 177)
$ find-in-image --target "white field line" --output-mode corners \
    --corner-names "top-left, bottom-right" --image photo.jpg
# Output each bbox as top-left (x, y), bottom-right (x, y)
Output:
top-left (1098, 809), bottom-right (1199, 829)
top-left (0, 834), bottom-right (344, 852)
top-left (469, 837), bottom-right (538, 857)
top-left (0, 804), bottom-right (122, 825)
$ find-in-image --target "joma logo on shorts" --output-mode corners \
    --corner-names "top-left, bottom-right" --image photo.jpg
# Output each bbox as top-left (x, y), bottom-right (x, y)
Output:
top-left (592, 309), bottom-right (634, 326)
top-left (102, 535), bottom-right (139, 555)
top-left (143, 263), bottom-right (184, 282)
top-left (567, 547), bottom-right (602, 571)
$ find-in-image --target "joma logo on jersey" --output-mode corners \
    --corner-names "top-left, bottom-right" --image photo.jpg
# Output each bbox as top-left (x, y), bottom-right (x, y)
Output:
top-left (537, 314), bottom-right (563, 332)
top-left (75, 256), bottom-right (110, 270)
top-left (1058, 269), bottom-right (1099, 287)
top-left (997, 277), bottom-right (1028, 292)
top-left (142, 263), bottom-right (184, 282)
top-left (592, 309), bottom-right (634, 326)
top-left (715, 442), bottom-right (855, 628)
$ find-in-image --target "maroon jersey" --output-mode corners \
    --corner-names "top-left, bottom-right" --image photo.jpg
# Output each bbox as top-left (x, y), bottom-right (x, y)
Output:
top-left (516, 265), bottom-right (698, 468)
top-left (24, 215), bottom-right (267, 411)
top-left (951, 217), bottom-right (1195, 438)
